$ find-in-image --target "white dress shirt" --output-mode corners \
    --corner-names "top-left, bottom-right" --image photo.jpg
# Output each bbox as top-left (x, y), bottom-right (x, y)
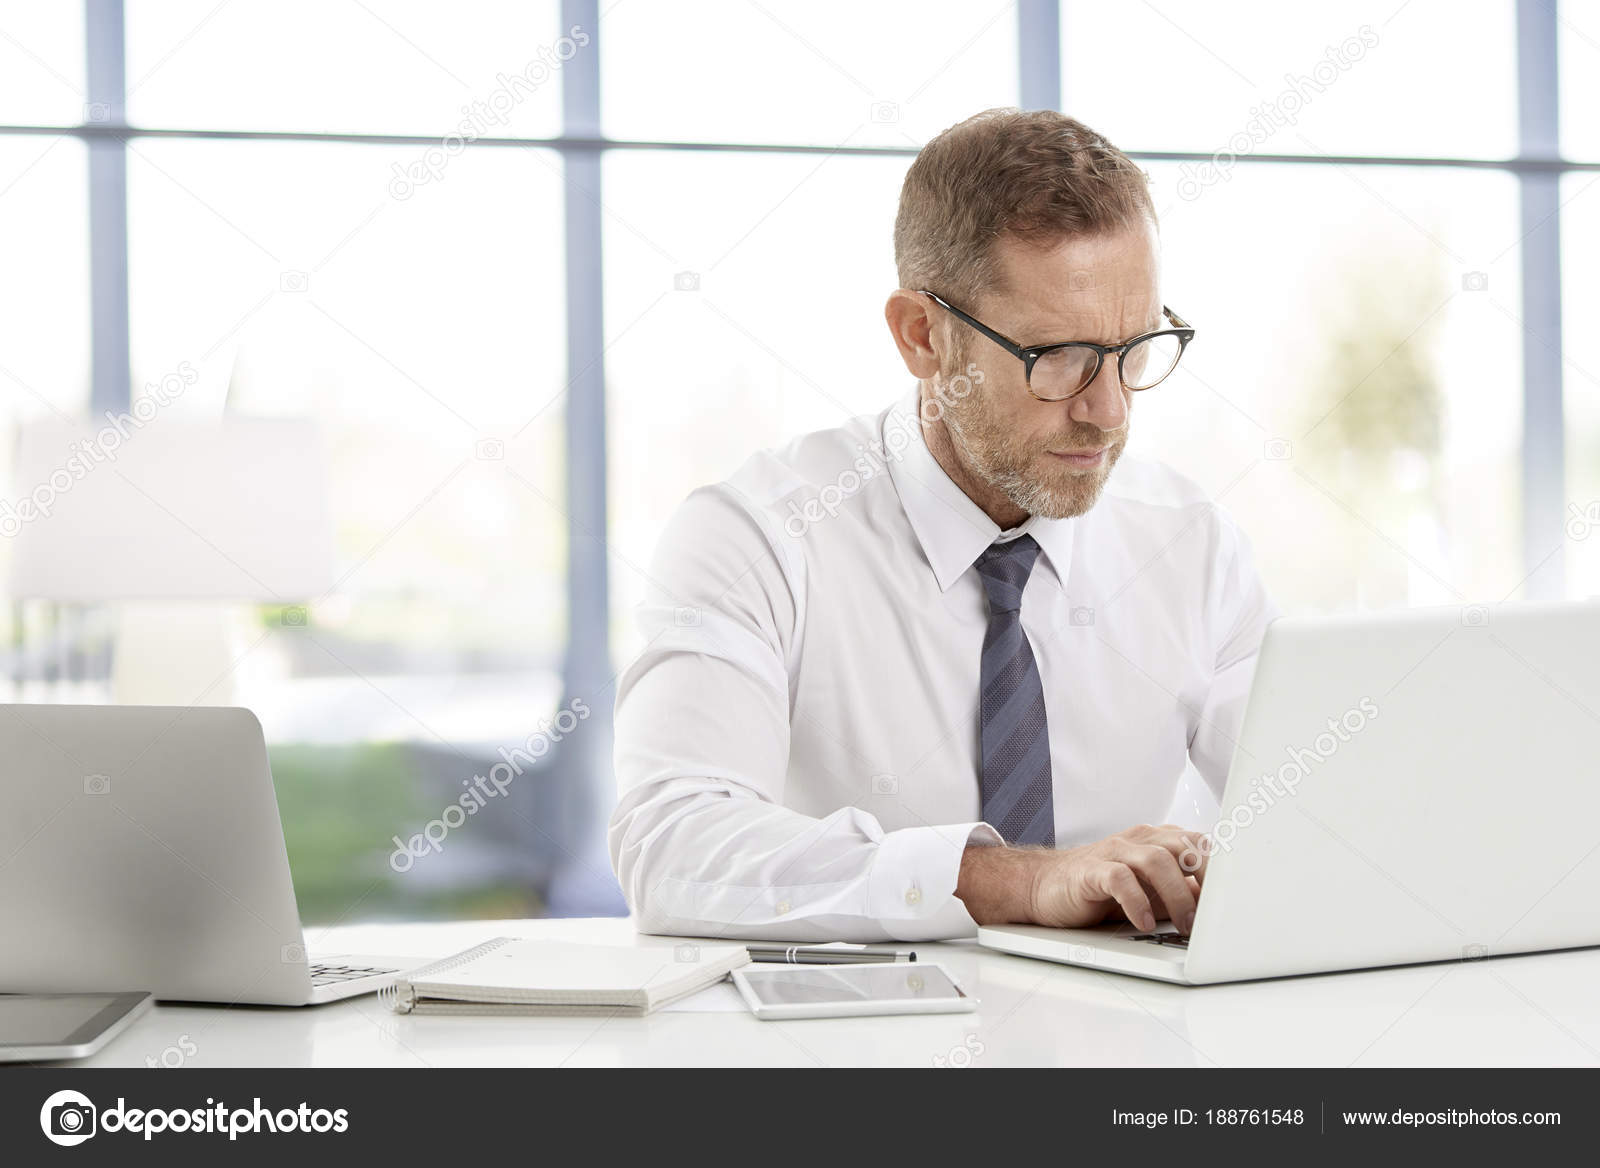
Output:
top-left (609, 392), bottom-right (1276, 942)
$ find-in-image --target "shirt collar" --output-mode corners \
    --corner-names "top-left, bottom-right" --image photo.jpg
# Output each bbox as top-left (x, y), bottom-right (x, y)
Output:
top-left (885, 389), bottom-right (1076, 593)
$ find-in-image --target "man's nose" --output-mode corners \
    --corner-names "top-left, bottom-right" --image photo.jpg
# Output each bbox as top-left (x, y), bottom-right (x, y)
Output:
top-left (1067, 358), bottom-right (1129, 432)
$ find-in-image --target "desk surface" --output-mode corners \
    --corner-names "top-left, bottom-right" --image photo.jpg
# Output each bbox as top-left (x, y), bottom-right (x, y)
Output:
top-left (69, 917), bottom-right (1600, 1068)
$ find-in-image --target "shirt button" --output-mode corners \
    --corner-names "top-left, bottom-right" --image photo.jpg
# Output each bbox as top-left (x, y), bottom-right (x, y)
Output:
top-left (775, 900), bottom-right (791, 915)
top-left (905, 888), bottom-right (922, 906)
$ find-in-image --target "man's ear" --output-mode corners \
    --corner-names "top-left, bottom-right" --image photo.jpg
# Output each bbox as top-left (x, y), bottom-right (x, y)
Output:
top-left (884, 289), bottom-right (942, 380)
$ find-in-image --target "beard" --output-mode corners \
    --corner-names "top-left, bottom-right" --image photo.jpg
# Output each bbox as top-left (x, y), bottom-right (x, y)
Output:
top-left (937, 355), bottom-right (1128, 521)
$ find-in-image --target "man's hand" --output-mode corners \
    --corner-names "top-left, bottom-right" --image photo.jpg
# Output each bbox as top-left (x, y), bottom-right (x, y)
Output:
top-left (956, 824), bottom-right (1209, 934)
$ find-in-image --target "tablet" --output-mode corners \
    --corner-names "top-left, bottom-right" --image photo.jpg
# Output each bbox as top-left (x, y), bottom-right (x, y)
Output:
top-left (731, 961), bottom-right (977, 1020)
top-left (0, 992), bottom-right (154, 1062)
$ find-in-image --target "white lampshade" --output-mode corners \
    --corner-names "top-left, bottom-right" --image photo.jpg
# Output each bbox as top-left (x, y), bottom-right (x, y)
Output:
top-left (6, 416), bottom-right (335, 603)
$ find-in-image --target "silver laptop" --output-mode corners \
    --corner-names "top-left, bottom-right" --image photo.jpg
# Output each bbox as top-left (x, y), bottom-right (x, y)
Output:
top-left (979, 599), bottom-right (1600, 984)
top-left (0, 704), bottom-right (432, 1004)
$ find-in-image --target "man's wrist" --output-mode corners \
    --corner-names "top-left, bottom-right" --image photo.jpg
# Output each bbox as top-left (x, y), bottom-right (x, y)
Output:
top-left (954, 843), bottom-right (1049, 925)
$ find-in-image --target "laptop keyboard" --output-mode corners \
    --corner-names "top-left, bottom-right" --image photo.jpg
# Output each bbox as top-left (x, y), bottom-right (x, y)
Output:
top-left (309, 962), bottom-right (399, 986)
top-left (1128, 933), bottom-right (1190, 949)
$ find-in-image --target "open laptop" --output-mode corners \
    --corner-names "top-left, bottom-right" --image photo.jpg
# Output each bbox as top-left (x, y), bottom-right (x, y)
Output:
top-left (0, 704), bottom-right (434, 1004)
top-left (979, 599), bottom-right (1600, 984)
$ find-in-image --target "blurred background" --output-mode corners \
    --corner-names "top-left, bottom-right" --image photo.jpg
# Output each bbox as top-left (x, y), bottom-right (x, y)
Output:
top-left (0, 0), bottom-right (1594, 923)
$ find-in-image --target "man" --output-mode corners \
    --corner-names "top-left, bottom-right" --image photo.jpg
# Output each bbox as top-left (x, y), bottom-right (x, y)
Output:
top-left (609, 109), bottom-right (1275, 942)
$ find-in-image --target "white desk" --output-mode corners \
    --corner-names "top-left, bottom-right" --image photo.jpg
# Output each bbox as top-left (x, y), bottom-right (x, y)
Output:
top-left (75, 917), bottom-right (1600, 1068)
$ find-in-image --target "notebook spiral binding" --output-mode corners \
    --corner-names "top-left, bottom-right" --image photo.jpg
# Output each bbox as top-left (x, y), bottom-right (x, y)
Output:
top-left (378, 936), bottom-right (515, 1013)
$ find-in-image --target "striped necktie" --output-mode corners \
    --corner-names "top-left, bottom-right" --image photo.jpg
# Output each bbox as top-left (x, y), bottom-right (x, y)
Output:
top-left (974, 535), bottom-right (1055, 846)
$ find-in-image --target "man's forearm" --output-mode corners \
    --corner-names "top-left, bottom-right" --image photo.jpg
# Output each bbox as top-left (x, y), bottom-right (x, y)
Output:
top-left (954, 843), bottom-right (1045, 925)
top-left (612, 777), bottom-right (999, 940)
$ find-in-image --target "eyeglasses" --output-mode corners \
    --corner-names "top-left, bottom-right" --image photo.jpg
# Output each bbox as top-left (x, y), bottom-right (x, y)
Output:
top-left (920, 290), bottom-right (1195, 403)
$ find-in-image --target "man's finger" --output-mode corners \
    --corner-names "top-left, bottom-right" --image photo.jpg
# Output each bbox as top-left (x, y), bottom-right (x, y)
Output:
top-left (1095, 861), bottom-right (1154, 932)
top-left (1142, 874), bottom-right (1203, 929)
top-left (1152, 826), bottom-right (1210, 885)
top-left (1117, 843), bottom-right (1198, 933)
top-left (1173, 831), bottom-right (1209, 885)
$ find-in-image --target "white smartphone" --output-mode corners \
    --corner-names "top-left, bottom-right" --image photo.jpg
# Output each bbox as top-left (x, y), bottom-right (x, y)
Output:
top-left (731, 961), bottom-right (977, 1020)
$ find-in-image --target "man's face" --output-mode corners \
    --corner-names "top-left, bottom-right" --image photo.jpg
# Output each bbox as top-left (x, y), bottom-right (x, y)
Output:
top-left (934, 222), bottom-right (1161, 521)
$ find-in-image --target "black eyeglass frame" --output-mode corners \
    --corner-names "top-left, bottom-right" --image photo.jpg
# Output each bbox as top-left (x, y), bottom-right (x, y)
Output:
top-left (919, 290), bottom-right (1195, 402)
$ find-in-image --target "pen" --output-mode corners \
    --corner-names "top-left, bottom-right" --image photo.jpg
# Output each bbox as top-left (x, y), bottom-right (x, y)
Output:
top-left (746, 944), bottom-right (917, 964)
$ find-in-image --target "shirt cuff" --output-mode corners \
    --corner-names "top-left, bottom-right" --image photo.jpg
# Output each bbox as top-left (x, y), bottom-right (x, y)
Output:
top-left (868, 821), bottom-right (1005, 934)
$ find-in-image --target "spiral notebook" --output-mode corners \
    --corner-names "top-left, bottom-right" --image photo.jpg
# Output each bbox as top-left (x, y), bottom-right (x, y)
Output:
top-left (379, 938), bottom-right (751, 1017)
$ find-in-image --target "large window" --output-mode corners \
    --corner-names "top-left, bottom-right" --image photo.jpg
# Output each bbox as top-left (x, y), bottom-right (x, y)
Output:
top-left (1139, 161), bottom-right (1525, 610)
top-left (602, 149), bottom-right (918, 657)
top-left (602, 0), bottom-right (1018, 147)
top-left (124, 0), bottom-right (562, 137)
top-left (1062, 0), bottom-right (1517, 159)
top-left (0, 1), bottom-right (1591, 921)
